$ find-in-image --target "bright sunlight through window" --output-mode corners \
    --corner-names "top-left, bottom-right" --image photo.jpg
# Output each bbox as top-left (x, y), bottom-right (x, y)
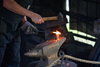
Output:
top-left (66, 0), bottom-right (95, 47)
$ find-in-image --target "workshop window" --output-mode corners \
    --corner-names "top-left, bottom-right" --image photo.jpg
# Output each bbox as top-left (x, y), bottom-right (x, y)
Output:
top-left (66, 0), bottom-right (96, 47)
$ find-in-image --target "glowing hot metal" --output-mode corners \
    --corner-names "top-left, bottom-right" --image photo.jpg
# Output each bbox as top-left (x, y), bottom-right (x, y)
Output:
top-left (52, 30), bottom-right (61, 40)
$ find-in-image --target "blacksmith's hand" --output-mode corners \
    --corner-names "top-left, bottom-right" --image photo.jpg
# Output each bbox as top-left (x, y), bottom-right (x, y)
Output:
top-left (21, 16), bottom-right (27, 25)
top-left (30, 12), bottom-right (44, 24)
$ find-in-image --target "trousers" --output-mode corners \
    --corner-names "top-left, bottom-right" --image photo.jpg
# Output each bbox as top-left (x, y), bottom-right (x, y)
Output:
top-left (0, 18), bottom-right (21, 67)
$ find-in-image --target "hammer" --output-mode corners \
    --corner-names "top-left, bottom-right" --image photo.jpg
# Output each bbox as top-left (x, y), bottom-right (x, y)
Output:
top-left (42, 12), bottom-right (64, 22)
top-left (21, 12), bottom-right (64, 34)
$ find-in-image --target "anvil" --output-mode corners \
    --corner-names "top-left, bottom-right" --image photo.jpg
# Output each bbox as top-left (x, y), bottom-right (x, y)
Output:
top-left (24, 37), bottom-right (66, 67)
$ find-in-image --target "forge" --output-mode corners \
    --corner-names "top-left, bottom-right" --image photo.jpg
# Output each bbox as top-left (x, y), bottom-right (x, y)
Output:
top-left (24, 36), bottom-right (66, 67)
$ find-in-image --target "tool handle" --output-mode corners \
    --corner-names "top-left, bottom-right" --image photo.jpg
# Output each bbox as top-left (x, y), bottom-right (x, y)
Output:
top-left (43, 16), bottom-right (58, 21)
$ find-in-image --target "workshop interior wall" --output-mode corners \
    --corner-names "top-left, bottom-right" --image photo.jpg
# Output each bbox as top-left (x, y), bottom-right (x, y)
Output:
top-left (30, 0), bottom-right (64, 15)
top-left (69, 0), bottom-right (100, 36)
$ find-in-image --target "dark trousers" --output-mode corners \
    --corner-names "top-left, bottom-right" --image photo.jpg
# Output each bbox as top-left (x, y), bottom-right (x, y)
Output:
top-left (0, 18), bottom-right (21, 67)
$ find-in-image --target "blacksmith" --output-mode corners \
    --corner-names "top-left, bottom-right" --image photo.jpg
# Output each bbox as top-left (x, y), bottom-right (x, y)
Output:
top-left (0, 0), bottom-right (44, 67)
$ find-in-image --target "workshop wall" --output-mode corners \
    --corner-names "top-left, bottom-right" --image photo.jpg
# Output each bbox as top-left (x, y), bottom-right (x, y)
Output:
top-left (30, 0), bottom-right (65, 16)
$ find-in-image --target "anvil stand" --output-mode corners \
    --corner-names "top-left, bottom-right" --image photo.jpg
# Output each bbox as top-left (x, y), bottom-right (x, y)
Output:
top-left (24, 37), bottom-right (66, 67)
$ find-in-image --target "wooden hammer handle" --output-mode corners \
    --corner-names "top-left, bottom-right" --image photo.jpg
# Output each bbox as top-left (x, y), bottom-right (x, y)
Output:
top-left (42, 16), bottom-right (58, 21)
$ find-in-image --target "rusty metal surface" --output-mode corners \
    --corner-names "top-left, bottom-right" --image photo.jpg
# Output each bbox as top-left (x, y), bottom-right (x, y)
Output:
top-left (24, 37), bottom-right (66, 67)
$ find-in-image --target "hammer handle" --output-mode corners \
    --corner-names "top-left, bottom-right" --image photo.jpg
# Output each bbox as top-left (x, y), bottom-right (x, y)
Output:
top-left (43, 16), bottom-right (58, 21)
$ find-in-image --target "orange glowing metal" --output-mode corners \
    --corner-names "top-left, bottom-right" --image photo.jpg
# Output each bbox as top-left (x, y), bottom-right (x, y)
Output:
top-left (52, 30), bottom-right (61, 40)
top-left (52, 30), bottom-right (61, 34)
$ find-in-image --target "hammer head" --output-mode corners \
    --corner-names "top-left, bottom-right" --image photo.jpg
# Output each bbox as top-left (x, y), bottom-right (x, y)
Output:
top-left (58, 12), bottom-right (64, 22)
top-left (42, 12), bottom-right (64, 22)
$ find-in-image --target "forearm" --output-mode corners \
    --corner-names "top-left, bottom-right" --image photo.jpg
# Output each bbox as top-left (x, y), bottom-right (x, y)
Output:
top-left (3, 0), bottom-right (44, 24)
top-left (3, 0), bottom-right (33, 18)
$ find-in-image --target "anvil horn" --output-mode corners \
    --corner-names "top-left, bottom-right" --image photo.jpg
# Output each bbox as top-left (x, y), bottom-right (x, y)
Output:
top-left (24, 37), bottom-right (66, 67)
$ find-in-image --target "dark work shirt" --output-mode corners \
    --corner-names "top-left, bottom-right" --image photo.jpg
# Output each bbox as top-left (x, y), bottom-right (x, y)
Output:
top-left (0, 0), bottom-right (33, 24)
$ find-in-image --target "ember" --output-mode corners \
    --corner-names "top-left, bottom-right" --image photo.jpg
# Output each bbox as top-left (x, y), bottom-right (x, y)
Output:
top-left (52, 30), bottom-right (61, 40)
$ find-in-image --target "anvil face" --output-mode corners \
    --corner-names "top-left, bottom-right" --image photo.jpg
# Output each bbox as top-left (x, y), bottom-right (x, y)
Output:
top-left (24, 37), bottom-right (66, 57)
top-left (24, 37), bottom-right (66, 67)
